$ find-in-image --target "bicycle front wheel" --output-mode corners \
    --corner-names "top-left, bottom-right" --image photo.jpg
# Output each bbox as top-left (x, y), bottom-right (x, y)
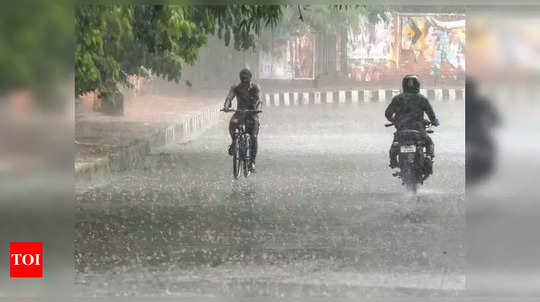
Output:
top-left (243, 160), bottom-right (249, 177)
top-left (232, 139), bottom-right (241, 179)
top-left (243, 134), bottom-right (251, 178)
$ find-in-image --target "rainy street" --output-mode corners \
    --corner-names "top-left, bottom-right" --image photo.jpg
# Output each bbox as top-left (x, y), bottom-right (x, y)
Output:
top-left (75, 101), bottom-right (465, 297)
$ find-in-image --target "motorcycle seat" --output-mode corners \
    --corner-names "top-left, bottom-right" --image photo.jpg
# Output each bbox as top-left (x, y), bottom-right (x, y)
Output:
top-left (396, 129), bottom-right (423, 141)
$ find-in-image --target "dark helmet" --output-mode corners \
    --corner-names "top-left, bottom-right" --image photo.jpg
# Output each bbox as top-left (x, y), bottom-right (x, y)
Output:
top-left (239, 68), bottom-right (252, 82)
top-left (402, 75), bottom-right (420, 93)
top-left (465, 76), bottom-right (477, 100)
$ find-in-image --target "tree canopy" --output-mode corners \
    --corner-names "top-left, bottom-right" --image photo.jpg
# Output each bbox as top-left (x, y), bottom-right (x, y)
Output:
top-left (75, 4), bottom-right (389, 97)
top-left (0, 0), bottom-right (72, 98)
top-left (75, 5), bottom-right (283, 96)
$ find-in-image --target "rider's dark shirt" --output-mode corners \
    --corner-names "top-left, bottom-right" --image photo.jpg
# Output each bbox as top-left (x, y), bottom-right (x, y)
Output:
top-left (224, 83), bottom-right (261, 118)
top-left (385, 92), bottom-right (436, 131)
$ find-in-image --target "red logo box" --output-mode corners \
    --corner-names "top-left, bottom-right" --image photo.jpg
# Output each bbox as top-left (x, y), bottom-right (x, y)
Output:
top-left (10, 242), bottom-right (43, 278)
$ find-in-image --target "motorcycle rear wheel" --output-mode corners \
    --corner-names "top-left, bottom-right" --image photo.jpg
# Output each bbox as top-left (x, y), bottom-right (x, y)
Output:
top-left (402, 167), bottom-right (418, 194)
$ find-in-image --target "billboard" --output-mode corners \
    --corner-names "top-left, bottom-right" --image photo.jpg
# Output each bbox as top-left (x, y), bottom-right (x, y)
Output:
top-left (400, 15), bottom-right (466, 78)
top-left (259, 33), bottom-right (314, 80)
top-left (259, 39), bottom-right (292, 79)
top-left (347, 13), bottom-right (396, 82)
top-left (347, 13), bottom-right (465, 83)
top-left (347, 13), bottom-right (395, 60)
top-left (291, 34), bottom-right (315, 79)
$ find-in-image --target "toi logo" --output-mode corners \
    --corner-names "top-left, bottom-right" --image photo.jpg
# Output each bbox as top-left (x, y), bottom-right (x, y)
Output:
top-left (10, 242), bottom-right (43, 278)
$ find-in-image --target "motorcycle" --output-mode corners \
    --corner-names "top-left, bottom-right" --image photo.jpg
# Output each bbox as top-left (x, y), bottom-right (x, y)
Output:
top-left (385, 120), bottom-right (435, 193)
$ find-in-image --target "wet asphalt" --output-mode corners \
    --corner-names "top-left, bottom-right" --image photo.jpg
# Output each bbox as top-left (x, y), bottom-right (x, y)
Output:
top-left (75, 101), bottom-right (465, 297)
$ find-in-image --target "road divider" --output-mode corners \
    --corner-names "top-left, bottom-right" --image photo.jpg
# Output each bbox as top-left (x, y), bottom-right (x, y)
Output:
top-left (263, 87), bottom-right (464, 107)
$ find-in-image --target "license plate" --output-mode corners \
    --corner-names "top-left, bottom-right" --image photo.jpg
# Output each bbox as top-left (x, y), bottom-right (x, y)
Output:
top-left (400, 145), bottom-right (416, 153)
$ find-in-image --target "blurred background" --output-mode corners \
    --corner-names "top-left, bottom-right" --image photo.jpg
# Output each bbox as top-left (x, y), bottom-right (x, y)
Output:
top-left (0, 0), bottom-right (539, 299)
top-left (0, 0), bottom-right (74, 298)
top-left (466, 8), bottom-right (540, 296)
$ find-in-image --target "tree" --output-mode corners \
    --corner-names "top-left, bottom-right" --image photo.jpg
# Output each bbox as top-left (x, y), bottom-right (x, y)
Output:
top-left (74, 4), bottom-right (389, 108)
top-left (259, 5), bottom-right (382, 77)
top-left (75, 5), bottom-right (283, 102)
top-left (264, 4), bottom-right (387, 39)
top-left (0, 0), bottom-right (72, 106)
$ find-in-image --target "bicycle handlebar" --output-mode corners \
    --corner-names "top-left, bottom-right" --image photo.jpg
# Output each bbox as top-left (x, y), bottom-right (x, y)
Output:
top-left (220, 108), bottom-right (263, 113)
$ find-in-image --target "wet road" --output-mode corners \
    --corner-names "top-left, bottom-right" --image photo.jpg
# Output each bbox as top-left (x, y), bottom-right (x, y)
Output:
top-left (75, 101), bottom-right (465, 297)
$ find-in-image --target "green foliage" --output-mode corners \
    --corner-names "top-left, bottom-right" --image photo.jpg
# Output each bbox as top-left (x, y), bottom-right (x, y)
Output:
top-left (207, 5), bottom-right (282, 50)
top-left (75, 5), bottom-right (283, 96)
top-left (0, 0), bottom-right (72, 96)
top-left (269, 4), bottom-right (383, 38)
top-left (74, 4), bottom-right (388, 97)
top-left (301, 5), bottom-right (366, 35)
top-left (76, 6), bottom-right (125, 95)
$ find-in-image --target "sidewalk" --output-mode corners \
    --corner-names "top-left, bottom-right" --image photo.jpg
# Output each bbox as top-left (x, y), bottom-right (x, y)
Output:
top-left (75, 90), bottom-right (225, 181)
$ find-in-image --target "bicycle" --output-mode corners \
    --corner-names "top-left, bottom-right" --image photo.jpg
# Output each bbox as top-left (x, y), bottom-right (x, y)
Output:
top-left (220, 108), bottom-right (262, 179)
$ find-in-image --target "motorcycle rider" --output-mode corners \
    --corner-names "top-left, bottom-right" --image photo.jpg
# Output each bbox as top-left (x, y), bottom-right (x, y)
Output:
top-left (385, 75), bottom-right (439, 174)
top-left (465, 77), bottom-right (500, 186)
top-left (223, 68), bottom-right (262, 172)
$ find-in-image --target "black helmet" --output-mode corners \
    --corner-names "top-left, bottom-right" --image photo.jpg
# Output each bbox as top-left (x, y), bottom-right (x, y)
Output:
top-left (402, 75), bottom-right (420, 93)
top-left (239, 68), bottom-right (252, 82)
top-left (465, 76), bottom-right (477, 100)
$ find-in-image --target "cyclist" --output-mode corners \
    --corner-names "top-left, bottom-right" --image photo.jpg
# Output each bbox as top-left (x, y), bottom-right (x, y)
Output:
top-left (223, 68), bottom-right (262, 172)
